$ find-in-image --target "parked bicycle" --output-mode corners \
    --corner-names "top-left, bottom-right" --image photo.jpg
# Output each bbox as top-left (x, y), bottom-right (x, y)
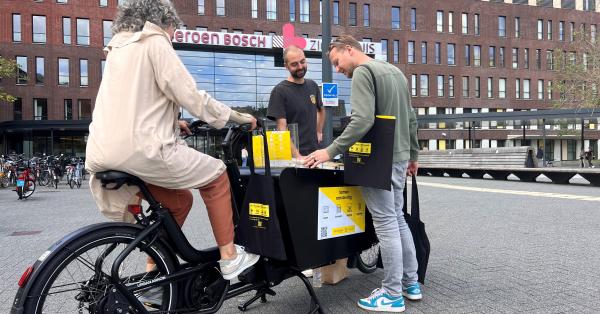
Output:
top-left (16, 162), bottom-right (36, 200)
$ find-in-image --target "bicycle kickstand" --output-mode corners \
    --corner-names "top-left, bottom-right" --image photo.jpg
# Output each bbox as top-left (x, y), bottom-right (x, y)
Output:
top-left (238, 286), bottom-right (276, 311)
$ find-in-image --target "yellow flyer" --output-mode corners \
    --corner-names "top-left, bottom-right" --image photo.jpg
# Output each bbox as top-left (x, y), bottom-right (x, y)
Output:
top-left (252, 131), bottom-right (292, 167)
top-left (317, 186), bottom-right (366, 240)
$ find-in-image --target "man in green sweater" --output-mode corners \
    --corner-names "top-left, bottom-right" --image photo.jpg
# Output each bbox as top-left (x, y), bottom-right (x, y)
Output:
top-left (305, 35), bottom-right (421, 312)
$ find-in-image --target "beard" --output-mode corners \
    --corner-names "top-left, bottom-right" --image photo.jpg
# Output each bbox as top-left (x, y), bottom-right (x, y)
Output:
top-left (291, 67), bottom-right (307, 79)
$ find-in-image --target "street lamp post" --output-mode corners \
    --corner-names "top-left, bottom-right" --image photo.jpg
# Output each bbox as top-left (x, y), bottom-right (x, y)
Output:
top-left (321, 0), bottom-right (333, 146)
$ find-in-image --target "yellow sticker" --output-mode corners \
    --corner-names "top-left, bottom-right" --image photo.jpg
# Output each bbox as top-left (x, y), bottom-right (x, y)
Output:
top-left (249, 203), bottom-right (270, 218)
top-left (348, 142), bottom-right (372, 154)
top-left (375, 115), bottom-right (396, 119)
top-left (332, 225), bottom-right (356, 236)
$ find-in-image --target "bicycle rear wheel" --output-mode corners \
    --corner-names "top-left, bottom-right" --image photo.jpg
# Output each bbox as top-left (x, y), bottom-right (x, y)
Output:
top-left (356, 242), bottom-right (380, 274)
top-left (23, 180), bottom-right (35, 198)
top-left (22, 227), bottom-right (178, 313)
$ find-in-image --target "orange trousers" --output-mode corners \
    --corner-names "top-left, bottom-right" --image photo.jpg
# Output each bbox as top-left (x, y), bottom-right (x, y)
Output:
top-left (140, 172), bottom-right (234, 246)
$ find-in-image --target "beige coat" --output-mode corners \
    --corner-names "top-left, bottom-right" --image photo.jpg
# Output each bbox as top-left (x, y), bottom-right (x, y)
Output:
top-left (86, 22), bottom-right (232, 221)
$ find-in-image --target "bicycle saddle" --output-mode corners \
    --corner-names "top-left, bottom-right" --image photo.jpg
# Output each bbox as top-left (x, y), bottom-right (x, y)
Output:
top-left (96, 170), bottom-right (143, 189)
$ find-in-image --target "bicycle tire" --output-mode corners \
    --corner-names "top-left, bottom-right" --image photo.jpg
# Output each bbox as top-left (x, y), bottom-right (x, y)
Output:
top-left (76, 179), bottom-right (82, 188)
top-left (39, 173), bottom-right (50, 186)
top-left (356, 242), bottom-right (380, 274)
top-left (69, 179), bottom-right (74, 189)
top-left (22, 180), bottom-right (35, 198)
top-left (22, 227), bottom-right (178, 313)
top-left (53, 178), bottom-right (58, 189)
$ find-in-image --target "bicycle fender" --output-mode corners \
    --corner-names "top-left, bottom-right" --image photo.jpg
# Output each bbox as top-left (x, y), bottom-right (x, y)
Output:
top-left (11, 222), bottom-right (176, 314)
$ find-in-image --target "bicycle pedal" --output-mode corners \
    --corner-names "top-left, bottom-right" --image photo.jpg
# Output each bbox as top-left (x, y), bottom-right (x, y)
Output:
top-left (238, 265), bottom-right (258, 283)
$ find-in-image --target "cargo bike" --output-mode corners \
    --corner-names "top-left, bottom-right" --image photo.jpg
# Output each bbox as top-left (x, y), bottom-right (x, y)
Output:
top-left (11, 121), bottom-right (379, 314)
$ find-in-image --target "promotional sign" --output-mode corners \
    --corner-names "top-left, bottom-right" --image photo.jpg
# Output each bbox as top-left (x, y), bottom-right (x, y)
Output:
top-left (252, 131), bottom-right (293, 167)
top-left (322, 83), bottom-right (338, 107)
top-left (317, 187), bottom-right (366, 240)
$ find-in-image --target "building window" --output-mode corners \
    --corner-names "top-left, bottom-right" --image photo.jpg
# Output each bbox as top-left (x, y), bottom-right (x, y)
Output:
top-left (499, 78), bottom-right (506, 99)
top-left (349, 2), bottom-right (356, 26)
top-left (538, 80), bottom-right (544, 99)
top-left (475, 76), bottom-right (480, 98)
top-left (407, 41), bottom-right (415, 63)
top-left (64, 99), bottom-right (73, 120)
top-left (448, 11), bottom-right (454, 33)
top-left (436, 11), bottom-right (443, 32)
top-left (392, 7), bottom-right (401, 29)
top-left (290, 0), bottom-right (296, 21)
top-left (561, 0), bottom-right (575, 9)
top-left (333, 1), bottom-right (339, 24)
top-left (547, 20), bottom-right (553, 40)
top-left (523, 48), bottom-right (529, 69)
top-left (80, 59), bottom-right (88, 87)
top-left (489, 46), bottom-right (496, 67)
top-left (16, 56), bottom-right (27, 85)
top-left (523, 79), bottom-right (530, 99)
top-left (58, 58), bottom-right (70, 86)
top-left (35, 56), bottom-right (44, 85)
top-left (99, 0), bottom-right (107, 7)
top-left (474, 14), bottom-right (480, 35)
top-left (411, 74), bottom-right (417, 96)
top-left (559, 21), bottom-right (564, 41)
top-left (79, 99), bottom-right (92, 120)
top-left (487, 77), bottom-right (493, 98)
top-left (547, 80), bottom-right (553, 99)
top-left (447, 43), bottom-right (455, 65)
top-left (499, 47), bottom-right (505, 67)
top-left (462, 76), bottom-right (469, 98)
top-left (300, 0), bottom-right (309, 22)
top-left (13, 14), bottom-right (22, 42)
top-left (32, 15), bottom-right (47, 43)
top-left (464, 45), bottom-right (471, 66)
top-left (63, 17), bottom-right (71, 44)
top-left (197, 0), bottom-right (205, 15)
top-left (569, 22), bottom-right (574, 41)
top-left (76, 18), bottom-right (90, 46)
top-left (420, 74), bottom-right (429, 96)
top-left (591, 24), bottom-right (597, 43)
top-left (13, 98), bottom-right (23, 120)
top-left (421, 42), bottom-right (427, 64)
top-left (363, 4), bottom-right (369, 27)
top-left (435, 42), bottom-right (441, 64)
top-left (410, 8), bottom-right (417, 31)
top-left (393, 40), bottom-right (399, 63)
top-left (252, 0), bottom-right (258, 18)
top-left (516, 78), bottom-right (521, 99)
top-left (448, 75), bottom-right (455, 98)
top-left (34, 98), bottom-right (48, 120)
top-left (461, 13), bottom-right (468, 34)
top-left (514, 17), bottom-right (520, 38)
top-left (583, 0), bottom-right (596, 11)
top-left (536, 49), bottom-right (542, 70)
top-left (117, 0), bottom-right (125, 6)
top-left (267, 0), bottom-right (277, 20)
top-left (101, 59), bottom-right (105, 79)
top-left (381, 39), bottom-right (388, 61)
top-left (537, 19), bottom-right (543, 40)
top-left (512, 48), bottom-right (519, 69)
top-left (103, 20), bottom-right (112, 46)
top-left (216, 0), bottom-right (225, 16)
top-left (498, 16), bottom-right (506, 37)
top-left (437, 75), bottom-right (444, 97)
top-left (474, 45), bottom-right (481, 67)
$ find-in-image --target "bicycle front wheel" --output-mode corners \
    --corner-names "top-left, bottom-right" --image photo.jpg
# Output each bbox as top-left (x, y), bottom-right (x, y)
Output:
top-left (23, 180), bottom-right (35, 198)
top-left (356, 242), bottom-right (380, 274)
top-left (22, 227), bottom-right (178, 313)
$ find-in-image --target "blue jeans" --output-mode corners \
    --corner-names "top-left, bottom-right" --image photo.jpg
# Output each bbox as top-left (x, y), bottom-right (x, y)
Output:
top-left (360, 161), bottom-right (418, 295)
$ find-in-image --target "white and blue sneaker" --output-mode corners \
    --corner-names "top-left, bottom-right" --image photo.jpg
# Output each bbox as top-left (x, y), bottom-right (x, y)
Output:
top-left (357, 288), bottom-right (405, 312)
top-left (402, 283), bottom-right (422, 300)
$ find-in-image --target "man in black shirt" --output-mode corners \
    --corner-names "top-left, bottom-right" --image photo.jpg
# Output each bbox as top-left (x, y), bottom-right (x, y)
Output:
top-left (267, 46), bottom-right (325, 157)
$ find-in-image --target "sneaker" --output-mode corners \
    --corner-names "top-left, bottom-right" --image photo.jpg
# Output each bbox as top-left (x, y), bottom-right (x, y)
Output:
top-left (136, 286), bottom-right (163, 308)
top-left (357, 288), bottom-right (405, 312)
top-left (402, 283), bottom-right (422, 301)
top-left (301, 269), bottom-right (314, 278)
top-left (219, 245), bottom-right (260, 280)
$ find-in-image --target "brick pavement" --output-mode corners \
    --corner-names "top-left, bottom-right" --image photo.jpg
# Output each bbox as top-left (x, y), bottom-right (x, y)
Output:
top-left (1, 176), bottom-right (599, 313)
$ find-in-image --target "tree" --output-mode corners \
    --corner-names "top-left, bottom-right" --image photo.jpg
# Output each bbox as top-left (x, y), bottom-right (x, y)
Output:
top-left (554, 30), bottom-right (600, 110)
top-left (0, 57), bottom-right (18, 103)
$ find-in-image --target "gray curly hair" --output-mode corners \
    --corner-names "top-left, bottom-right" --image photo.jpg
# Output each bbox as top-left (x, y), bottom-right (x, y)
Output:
top-left (112, 0), bottom-right (182, 34)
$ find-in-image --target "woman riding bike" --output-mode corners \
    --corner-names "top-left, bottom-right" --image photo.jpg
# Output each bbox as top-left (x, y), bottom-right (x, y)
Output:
top-left (85, 0), bottom-right (259, 282)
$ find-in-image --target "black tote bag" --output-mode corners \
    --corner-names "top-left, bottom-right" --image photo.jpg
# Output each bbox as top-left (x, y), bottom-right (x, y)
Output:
top-left (402, 176), bottom-right (431, 284)
top-left (236, 130), bottom-right (287, 261)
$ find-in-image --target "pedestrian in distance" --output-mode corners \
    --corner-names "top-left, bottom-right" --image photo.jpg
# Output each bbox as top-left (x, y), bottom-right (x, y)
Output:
top-left (305, 35), bottom-right (421, 313)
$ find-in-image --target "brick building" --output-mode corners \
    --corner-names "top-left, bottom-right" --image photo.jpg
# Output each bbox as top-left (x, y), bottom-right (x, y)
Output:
top-left (1, 0), bottom-right (599, 160)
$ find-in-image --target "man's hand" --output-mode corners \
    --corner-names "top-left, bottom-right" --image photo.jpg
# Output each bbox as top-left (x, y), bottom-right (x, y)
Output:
top-left (303, 149), bottom-right (331, 168)
top-left (249, 116), bottom-right (258, 130)
top-left (317, 131), bottom-right (323, 143)
top-left (178, 120), bottom-right (192, 135)
top-left (407, 160), bottom-right (419, 176)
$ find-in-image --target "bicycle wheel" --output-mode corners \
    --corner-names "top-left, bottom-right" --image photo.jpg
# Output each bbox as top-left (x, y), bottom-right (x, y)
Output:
top-left (69, 179), bottom-right (75, 189)
top-left (39, 172), bottom-right (49, 186)
top-left (76, 178), bottom-right (82, 188)
top-left (23, 180), bottom-right (36, 198)
top-left (53, 177), bottom-right (58, 189)
top-left (22, 227), bottom-right (178, 313)
top-left (356, 242), bottom-right (380, 274)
